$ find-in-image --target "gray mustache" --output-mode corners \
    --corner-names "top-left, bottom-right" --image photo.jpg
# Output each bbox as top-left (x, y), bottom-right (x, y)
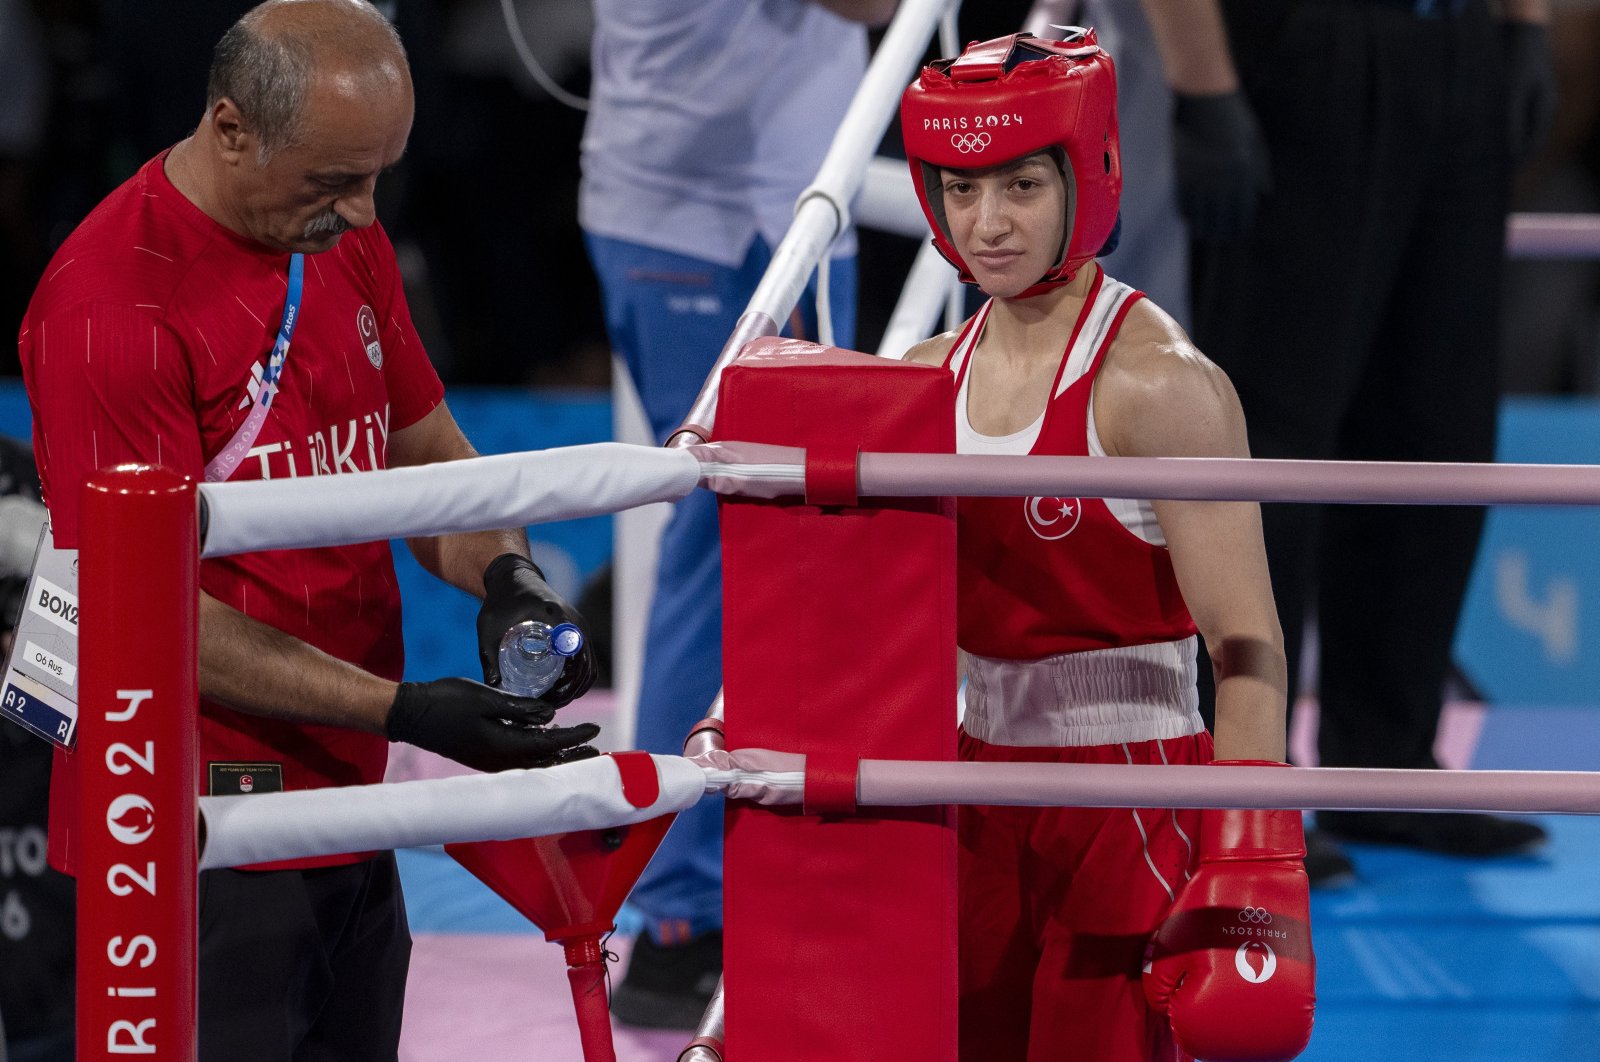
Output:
top-left (304, 210), bottom-right (352, 239)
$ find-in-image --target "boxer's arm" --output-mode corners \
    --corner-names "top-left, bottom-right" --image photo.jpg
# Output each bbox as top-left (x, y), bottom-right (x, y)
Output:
top-left (1107, 324), bottom-right (1312, 1054)
top-left (1096, 318), bottom-right (1287, 762)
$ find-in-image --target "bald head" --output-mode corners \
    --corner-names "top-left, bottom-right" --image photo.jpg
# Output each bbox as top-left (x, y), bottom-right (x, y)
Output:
top-left (207, 0), bottom-right (408, 161)
top-left (169, 0), bottom-right (414, 253)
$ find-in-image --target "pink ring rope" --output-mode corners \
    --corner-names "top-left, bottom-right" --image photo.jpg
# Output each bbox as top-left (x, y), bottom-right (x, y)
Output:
top-left (1508, 212), bottom-right (1600, 259)
top-left (858, 453), bottom-right (1600, 505)
top-left (852, 760), bottom-right (1600, 816)
top-left (691, 442), bottom-right (1600, 506)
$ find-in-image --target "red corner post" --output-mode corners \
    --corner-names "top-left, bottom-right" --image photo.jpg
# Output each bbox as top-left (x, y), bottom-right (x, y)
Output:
top-left (77, 465), bottom-right (199, 1060)
top-left (718, 338), bottom-right (959, 1060)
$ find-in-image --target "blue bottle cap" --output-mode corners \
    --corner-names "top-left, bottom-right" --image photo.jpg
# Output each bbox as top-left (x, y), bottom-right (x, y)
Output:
top-left (550, 622), bottom-right (583, 657)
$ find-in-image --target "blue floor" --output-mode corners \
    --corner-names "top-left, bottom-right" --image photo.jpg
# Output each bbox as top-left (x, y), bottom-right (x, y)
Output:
top-left (1297, 705), bottom-right (1600, 1061)
top-left (1304, 815), bottom-right (1600, 1060)
top-left (398, 704), bottom-right (1600, 1060)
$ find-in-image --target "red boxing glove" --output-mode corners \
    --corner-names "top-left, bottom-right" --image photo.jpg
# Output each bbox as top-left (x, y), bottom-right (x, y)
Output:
top-left (1143, 760), bottom-right (1316, 1061)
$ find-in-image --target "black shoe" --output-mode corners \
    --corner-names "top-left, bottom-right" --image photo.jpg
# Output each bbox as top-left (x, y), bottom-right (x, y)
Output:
top-left (1303, 828), bottom-right (1356, 889)
top-left (610, 930), bottom-right (722, 1030)
top-left (1318, 810), bottom-right (1548, 857)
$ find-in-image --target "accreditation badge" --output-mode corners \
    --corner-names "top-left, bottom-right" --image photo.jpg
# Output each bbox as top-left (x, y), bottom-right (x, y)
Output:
top-left (0, 513), bottom-right (81, 748)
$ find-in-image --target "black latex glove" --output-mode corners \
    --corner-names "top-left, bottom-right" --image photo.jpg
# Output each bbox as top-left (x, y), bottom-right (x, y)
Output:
top-left (1172, 90), bottom-right (1272, 240)
top-left (385, 677), bottom-right (602, 772)
top-left (476, 553), bottom-right (597, 707)
top-left (1504, 20), bottom-right (1558, 166)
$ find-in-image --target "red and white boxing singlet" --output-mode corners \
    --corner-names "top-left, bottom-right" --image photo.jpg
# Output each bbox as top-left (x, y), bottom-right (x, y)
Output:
top-left (948, 273), bottom-right (1210, 1061)
top-left (944, 269), bottom-right (1203, 749)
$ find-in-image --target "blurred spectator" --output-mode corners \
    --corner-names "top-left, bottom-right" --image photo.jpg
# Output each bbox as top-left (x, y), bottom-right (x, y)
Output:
top-left (102, 0), bottom-right (241, 166)
top-left (580, 0), bottom-right (893, 1029)
top-left (0, 0), bottom-right (50, 376)
top-left (0, 434), bottom-right (73, 1062)
top-left (393, 0), bottom-right (608, 388)
top-left (1078, 0), bottom-right (1191, 323)
top-left (1184, 0), bottom-right (1556, 869)
top-left (1500, 1), bottom-right (1600, 394)
top-left (0, 1), bottom-right (611, 392)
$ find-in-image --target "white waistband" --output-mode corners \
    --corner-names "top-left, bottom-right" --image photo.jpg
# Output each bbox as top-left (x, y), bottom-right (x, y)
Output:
top-left (963, 637), bottom-right (1205, 748)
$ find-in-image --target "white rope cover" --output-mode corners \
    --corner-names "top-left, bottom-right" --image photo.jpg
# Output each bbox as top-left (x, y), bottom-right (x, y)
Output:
top-left (199, 443), bottom-right (701, 557)
top-left (197, 753), bottom-right (708, 870)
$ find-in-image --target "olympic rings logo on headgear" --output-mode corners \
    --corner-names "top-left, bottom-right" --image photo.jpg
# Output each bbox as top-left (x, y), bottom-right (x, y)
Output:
top-left (950, 132), bottom-right (992, 154)
top-left (1238, 906), bottom-right (1274, 925)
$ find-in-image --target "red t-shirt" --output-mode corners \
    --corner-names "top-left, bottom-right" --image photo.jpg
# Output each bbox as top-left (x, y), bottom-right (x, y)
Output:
top-left (21, 152), bottom-right (445, 871)
top-left (945, 270), bottom-right (1197, 660)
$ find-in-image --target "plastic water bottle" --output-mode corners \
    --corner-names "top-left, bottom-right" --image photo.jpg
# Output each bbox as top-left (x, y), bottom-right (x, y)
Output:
top-left (497, 620), bottom-right (583, 698)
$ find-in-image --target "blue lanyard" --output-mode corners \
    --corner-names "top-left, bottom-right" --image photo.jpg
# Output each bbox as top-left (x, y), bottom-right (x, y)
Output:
top-left (261, 252), bottom-right (305, 406)
top-left (203, 252), bottom-right (305, 482)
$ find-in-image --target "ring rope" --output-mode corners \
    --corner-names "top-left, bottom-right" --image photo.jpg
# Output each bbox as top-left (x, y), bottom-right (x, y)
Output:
top-left (197, 439), bottom-right (1600, 559)
top-left (198, 755), bottom-right (1600, 870)
top-left (697, 443), bottom-right (1600, 505)
top-left (1505, 212), bottom-right (1600, 258)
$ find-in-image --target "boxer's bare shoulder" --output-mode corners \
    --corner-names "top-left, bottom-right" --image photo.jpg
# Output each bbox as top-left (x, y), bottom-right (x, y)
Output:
top-left (1095, 296), bottom-right (1251, 461)
top-left (900, 328), bottom-right (962, 368)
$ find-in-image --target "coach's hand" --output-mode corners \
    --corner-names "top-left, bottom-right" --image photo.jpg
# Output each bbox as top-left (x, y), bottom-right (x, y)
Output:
top-left (477, 552), bottom-right (596, 706)
top-left (385, 677), bottom-right (601, 772)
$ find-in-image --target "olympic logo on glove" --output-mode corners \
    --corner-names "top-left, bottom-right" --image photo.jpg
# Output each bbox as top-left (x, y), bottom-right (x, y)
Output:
top-left (1238, 906), bottom-right (1274, 925)
top-left (950, 132), bottom-right (992, 154)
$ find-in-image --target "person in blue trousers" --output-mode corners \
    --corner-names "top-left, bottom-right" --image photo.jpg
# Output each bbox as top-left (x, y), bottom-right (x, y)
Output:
top-left (580, 0), bottom-right (898, 1029)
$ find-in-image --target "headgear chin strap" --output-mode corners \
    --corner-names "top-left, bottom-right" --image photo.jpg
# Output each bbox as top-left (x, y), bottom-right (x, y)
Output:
top-left (900, 29), bottom-right (1122, 297)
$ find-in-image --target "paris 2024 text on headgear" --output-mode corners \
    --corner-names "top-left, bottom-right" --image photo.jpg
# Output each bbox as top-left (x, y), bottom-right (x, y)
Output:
top-left (900, 29), bottom-right (1121, 298)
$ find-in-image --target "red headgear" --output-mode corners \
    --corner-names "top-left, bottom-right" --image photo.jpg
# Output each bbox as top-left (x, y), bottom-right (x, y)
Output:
top-left (900, 30), bottom-right (1121, 295)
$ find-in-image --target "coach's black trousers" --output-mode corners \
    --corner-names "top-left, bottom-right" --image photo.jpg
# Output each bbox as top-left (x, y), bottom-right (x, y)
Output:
top-left (198, 852), bottom-right (411, 1062)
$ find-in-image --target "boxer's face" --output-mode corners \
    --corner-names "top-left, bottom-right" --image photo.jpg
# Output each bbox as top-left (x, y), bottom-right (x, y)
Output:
top-left (939, 152), bottom-right (1066, 299)
top-left (223, 61), bottom-right (413, 255)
